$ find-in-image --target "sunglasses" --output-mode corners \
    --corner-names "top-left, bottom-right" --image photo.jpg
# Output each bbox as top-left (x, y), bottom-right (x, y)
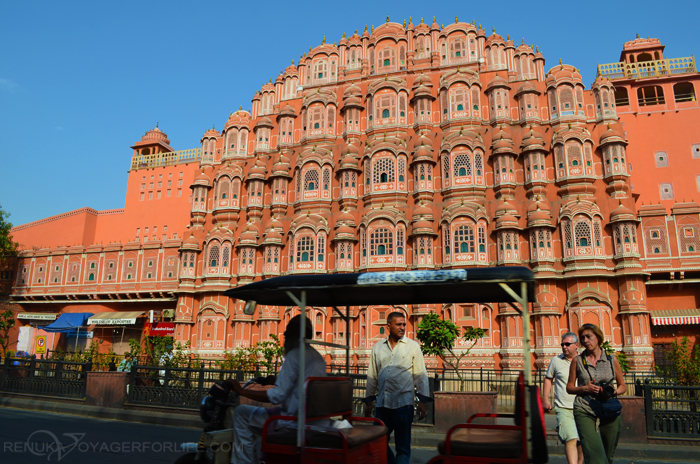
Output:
top-left (561, 342), bottom-right (576, 347)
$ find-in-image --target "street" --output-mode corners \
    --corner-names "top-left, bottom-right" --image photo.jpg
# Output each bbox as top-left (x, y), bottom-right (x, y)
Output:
top-left (0, 407), bottom-right (684, 464)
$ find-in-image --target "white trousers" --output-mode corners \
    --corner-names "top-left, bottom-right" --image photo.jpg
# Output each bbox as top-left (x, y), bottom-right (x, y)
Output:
top-left (231, 405), bottom-right (269, 464)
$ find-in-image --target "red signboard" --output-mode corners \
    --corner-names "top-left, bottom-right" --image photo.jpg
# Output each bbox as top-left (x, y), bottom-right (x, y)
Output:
top-left (144, 322), bottom-right (175, 337)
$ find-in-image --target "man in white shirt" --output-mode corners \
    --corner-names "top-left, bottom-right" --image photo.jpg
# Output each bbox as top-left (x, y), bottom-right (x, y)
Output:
top-left (364, 312), bottom-right (430, 464)
top-left (228, 315), bottom-right (326, 464)
top-left (543, 332), bottom-right (583, 464)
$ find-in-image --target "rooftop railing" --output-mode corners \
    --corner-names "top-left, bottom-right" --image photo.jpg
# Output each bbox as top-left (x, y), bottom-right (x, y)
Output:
top-left (130, 148), bottom-right (201, 171)
top-left (598, 56), bottom-right (696, 80)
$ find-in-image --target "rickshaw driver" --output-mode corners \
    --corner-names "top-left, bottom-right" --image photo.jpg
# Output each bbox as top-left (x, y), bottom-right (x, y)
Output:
top-left (225, 315), bottom-right (327, 464)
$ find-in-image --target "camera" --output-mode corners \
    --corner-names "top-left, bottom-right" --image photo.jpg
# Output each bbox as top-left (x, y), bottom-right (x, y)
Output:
top-left (597, 382), bottom-right (616, 400)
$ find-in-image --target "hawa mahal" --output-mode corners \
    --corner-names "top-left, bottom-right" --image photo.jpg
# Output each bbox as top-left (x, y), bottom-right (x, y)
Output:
top-left (7, 17), bottom-right (700, 371)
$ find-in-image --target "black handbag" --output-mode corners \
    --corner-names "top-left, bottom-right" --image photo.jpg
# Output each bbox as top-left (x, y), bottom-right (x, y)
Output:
top-left (583, 353), bottom-right (623, 420)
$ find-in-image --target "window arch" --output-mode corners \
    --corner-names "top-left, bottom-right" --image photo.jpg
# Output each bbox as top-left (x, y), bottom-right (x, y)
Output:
top-left (454, 153), bottom-right (472, 178)
top-left (303, 168), bottom-right (320, 196)
top-left (372, 156), bottom-right (396, 188)
top-left (209, 244), bottom-right (219, 267)
top-left (297, 236), bottom-right (314, 262)
top-left (637, 85), bottom-right (665, 106)
top-left (673, 82), bottom-right (696, 103)
top-left (454, 225), bottom-right (475, 253)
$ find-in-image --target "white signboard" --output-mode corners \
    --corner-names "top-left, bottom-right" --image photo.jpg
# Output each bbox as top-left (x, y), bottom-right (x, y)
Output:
top-left (17, 313), bottom-right (57, 321)
top-left (357, 269), bottom-right (467, 285)
top-left (88, 317), bottom-right (138, 325)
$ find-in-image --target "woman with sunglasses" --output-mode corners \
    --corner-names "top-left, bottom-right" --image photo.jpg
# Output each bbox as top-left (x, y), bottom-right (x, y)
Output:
top-left (566, 323), bottom-right (626, 464)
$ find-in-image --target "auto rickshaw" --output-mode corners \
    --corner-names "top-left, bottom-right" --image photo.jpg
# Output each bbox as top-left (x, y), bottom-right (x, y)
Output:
top-left (224, 266), bottom-right (548, 464)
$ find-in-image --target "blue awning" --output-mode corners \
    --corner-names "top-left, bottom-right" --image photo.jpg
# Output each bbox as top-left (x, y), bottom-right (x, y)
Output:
top-left (42, 313), bottom-right (94, 333)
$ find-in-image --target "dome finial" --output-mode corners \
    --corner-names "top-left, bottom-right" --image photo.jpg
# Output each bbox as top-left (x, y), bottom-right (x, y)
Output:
top-left (386, 15), bottom-right (389, 23)
top-left (522, 37), bottom-right (525, 45)
top-left (156, 122), bottom-right (159, 128)
top-left (455, 16), bottom-right (458, 23)
top-left (420, 17), bottom-right (423, 24)
top-left (403, 19), bottom-right (406, 28)
top-left (636, 32), bottom-right (640, 39)
top-left (371, 25), bottom-right (374, 33)
top-left (492, 26), bottom-right (495, 33)
top-left (322, 36), bottom-right (326, 44)
top-left (536, 45), bottom-right (539, 53)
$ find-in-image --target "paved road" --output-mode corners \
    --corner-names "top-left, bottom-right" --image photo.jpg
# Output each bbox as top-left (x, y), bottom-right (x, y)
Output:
top-left (0, 408), bottom-right (683, 464)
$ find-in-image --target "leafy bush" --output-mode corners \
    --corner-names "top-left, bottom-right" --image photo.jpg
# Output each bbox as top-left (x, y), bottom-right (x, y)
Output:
top-left (416, 312), bottom-right (485, 392)
top-left (655, 336), bottom-right (700, 386)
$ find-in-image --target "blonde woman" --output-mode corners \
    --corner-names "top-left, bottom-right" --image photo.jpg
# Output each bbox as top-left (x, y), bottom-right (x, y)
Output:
top-left (566, 324), bottom-right (626, 464)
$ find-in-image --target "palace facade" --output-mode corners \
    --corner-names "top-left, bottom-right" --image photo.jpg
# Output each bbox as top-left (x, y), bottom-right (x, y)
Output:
top-left (8, 18), bottom-right (700, 370)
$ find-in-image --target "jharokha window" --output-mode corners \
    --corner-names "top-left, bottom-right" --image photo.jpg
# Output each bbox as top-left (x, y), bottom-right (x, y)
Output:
top-left (290, 232), bottom-right (327, 272)
top-left (364, 225), bottom-right (405, 267)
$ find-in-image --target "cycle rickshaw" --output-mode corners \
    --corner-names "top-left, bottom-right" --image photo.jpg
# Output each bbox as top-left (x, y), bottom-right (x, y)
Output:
top-left (224, 266), bottom-right (548, 464)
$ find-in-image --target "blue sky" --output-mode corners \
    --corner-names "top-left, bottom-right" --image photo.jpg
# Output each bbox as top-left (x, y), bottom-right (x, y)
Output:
top-left (1, 0), bottom-right (698, 226)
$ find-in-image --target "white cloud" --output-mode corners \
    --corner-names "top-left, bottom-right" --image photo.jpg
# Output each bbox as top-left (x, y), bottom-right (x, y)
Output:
top-left (0, 78), bottom-right (18, 93)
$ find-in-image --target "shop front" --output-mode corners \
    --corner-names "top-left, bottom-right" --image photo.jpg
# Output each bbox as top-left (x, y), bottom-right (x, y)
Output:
top-left (15, 312), bottom-right (58, 356)
top-left (87, 311), bottom-right (146, 355)
top-left (650, 308), bottom-right (700, 369)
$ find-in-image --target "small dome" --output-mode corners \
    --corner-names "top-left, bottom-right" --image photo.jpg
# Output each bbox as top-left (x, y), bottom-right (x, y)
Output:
top-left (516, 81), bottom-right (540, 96)
top-left (413, 202), bottom-right (433, 219)
top-left (599, 124), bottom-right (625, 145)
top-left (546, 63), bottom-right (582, 85)
top-left (255, 117), bottom-right (274, 129)
top-left (485, 32), bottom-right (505, 45)
top-left (225, 110), bottom-right (252, 129)
top-left (278, 105), bottom-right (297, 118)
top-left (140, 125), bottom-right (170, 145)
top-left (344, 82), bottom-right (362, 97)
top-left (521, 127), bottom-right (545, 151)
top-left (610, 200), bottom-right (636, 223)
top-left (202, 126), bottom-right (220, 139)
top-left (412, 73), bottom-right (433, 89)
top-left (486, 75), bottom-right (510, 91)
top-left (192, 169), bottom-right (212, 187)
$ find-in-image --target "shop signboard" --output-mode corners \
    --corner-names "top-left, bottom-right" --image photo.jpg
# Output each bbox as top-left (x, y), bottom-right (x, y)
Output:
top-left (144, 322), bottom-right (175, 337)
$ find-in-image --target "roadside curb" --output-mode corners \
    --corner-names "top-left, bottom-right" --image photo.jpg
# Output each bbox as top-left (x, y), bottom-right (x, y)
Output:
top-left (0, 396), bottom-right (201, 429)
top-left (1, 396), bottom-right (696, 461)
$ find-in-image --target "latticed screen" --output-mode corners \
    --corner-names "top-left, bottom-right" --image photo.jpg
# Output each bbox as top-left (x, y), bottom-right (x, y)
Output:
top-left (219, 180), bottom-right (229, 199)
top-left (454, 225), bottom-right (475, 253)
top-left (304, 169), bottom-right (319, 191)
top-left (474, 153), bottom-right (483, 176)
top-left (222, 247), bottom-right (230, 267)
top-left (373, 157), bottom-right (395, 183)
top-left (296, 236), bottom-right (314, 262)
top-left (209, 245), bottom-right (220, 267)
top-left (560, 87), bottom-right (574, 111)
top-left (451, 88), bottom-right (468, 112)
top-left (478, 226), bottom-right (486, 252)
top-left (396, 228), bottom-right (404, 253)
top-left (323, 169), bottom-right (331, 190)
top-left (370, 228), bottom-right (393, 256)
top-left (443, 156), bottom-right (450, 183)
top-left (564, 221), bottom-right (572, 249)
top-left (398, 157), bottom-right (406, 180)
top-left (317, 234), bottom-right (325, 260)
top-left (678, 224), bottom-right (700, 253)
top-left (454, 153), bottom-right (472, 176)
top-left (574, 220), bottom-right (592, 247)
top-left (444, 227), bottom-right (451, 257)
top-left (645, 224), bottom-right (668, 254)
top-left (594, 222), bottom-right (603, 248)
top-left (567, 143), bottom-right (582, 167)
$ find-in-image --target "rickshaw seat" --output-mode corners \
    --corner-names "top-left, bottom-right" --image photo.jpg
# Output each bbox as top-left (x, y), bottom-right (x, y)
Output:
top-left (430, 372), bottom-right (547, 464)
top-left (262, 377), bottom-right (388, 463)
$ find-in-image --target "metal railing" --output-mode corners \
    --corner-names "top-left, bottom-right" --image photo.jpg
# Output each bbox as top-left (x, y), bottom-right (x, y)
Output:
top-left (644, 384), bottom-right (700, 440)
top-left (0, 356), bottom-right (89, 399)
top-left (130, 148), bottom-right (201, 171)
top-left (598, 56), bottom-right (696, 80)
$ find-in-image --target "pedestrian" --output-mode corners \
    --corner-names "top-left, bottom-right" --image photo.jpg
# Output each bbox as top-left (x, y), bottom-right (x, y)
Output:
top-left (567, 323), bottom-right (626, 464)
top-left (543, 333), bottom-right (583, 464)
top-left (117, 352), bottom-right (133, 372)
top-left (364, 311), bottom-right (431, 464)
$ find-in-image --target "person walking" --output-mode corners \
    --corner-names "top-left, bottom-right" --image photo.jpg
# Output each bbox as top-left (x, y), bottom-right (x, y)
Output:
top-left (364, 311), bottom-right (431, 464)
top-left (543, 333), bottom-right (583, 464)
top-left (567, 323), bottom-right (626, 464)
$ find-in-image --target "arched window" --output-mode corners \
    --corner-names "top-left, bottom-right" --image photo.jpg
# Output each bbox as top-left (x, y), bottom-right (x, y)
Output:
top-left (373, 157), bottom-right (395, 185)
top-left (222, 247), bottom-right (230, 268)
top-left (297, 236), bottom-right (314, 262)
top-left (574, 220), bottom-right (592, 249)
top-left (396, 228), bottom-right (404, 255)
top-left (209, 245), bottom-right (219, 267)
top-left (637, 85), bottom-right (665, 106)
top-left (454, 225), bottom-right (475, 253)
top-left (454, 153), bottom-right (472, 177)
top-left (673, 82), bottom-right (696, 103)
top-left (304, 169), bottom-right (319, 191)
top-left (370, 228), bottom-right (393, 256)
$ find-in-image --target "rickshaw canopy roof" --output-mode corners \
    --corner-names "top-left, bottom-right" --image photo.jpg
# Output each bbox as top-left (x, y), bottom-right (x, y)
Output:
top-left (224, 267), bottom-right (534, 307)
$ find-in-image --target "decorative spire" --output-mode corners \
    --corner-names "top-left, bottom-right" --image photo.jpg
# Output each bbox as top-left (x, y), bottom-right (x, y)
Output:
top-left (536, 45), bottom-right (539, 53)
top-left (371, 25), bottom-right (374, 33)
top-left (636, 32), bottom-right (640, 39)
top-left (292, 58), bottom-right (294, 64)
top-left (420, 17), bottom-right (423, 24)
top-left (455, 16), bottom-right (458, 23)
top-left (364, 24), bottom-right (367, 31)
top-left (239, 105), bottom-right (243, 110)
top-left (522, 38), bottom-right (525, 45)
top-left (403, 19), bottom-right (406, 28)
top-left (560, 58), bottom-right (563, 69)
top-left (322, 36), bottom-right (326, 44)
top-left (386, 15), bottom-right (389, 23)
top-left (492, 26), bottom-right (495, 33)
top-left (342, 32), bottom-right (346, 38)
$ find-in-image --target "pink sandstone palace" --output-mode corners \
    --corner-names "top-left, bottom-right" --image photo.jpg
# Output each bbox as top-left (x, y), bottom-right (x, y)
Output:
top-left (6, 18), bottom-right (700, 371)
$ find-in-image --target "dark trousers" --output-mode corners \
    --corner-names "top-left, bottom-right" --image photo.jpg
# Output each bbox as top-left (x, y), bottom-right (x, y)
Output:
top-left (574, 408), bottom-right (621, 464)
top-left (375, 405), bottom-right (414, 464)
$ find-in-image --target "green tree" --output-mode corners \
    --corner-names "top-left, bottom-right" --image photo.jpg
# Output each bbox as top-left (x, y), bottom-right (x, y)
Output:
top-left (0, 309), bottom-right (17, 356)
top-left (601, 340), bottom-right (630, 374)
top-left (0, 204), bottom-right (19, 256)
top-left (656, 336), bottom-right (700, 386)
top-left (416, 312), bottom-right (485, 392)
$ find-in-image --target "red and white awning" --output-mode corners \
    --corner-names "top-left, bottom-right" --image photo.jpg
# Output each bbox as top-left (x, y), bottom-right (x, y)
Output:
top-left (650, 309), bottom-right (700, 326)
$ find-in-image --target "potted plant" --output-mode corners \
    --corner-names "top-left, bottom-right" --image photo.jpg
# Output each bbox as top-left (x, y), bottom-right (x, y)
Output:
top-left (416, 312), bottom-right (494, 432)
